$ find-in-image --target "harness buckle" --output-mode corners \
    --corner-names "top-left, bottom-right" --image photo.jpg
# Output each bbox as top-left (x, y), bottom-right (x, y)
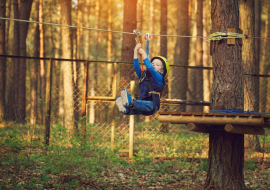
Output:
top-left (149, 91), bottom-right (161, 96)
top-left (139, 74), bottom-right (146, 83)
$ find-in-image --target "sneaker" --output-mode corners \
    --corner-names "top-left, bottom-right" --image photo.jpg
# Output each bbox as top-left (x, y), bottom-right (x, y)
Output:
top-left (115, 96), bottom-right (127, 113)
top-left (121, 88), bottom-right (132, 107)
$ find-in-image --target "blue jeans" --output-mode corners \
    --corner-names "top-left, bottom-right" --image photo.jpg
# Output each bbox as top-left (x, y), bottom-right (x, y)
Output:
top-left (125, 99), bottom-right (159, 115)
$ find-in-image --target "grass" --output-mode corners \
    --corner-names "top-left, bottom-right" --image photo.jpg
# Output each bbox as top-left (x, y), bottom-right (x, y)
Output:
top-left (0, 121), bottom-right (270, 189)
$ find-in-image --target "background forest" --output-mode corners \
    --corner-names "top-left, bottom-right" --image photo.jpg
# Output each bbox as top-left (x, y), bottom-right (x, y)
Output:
top-left (1, 0), bottom-right (270, 125)
top-left (0, 0), bottom-right (270, 189)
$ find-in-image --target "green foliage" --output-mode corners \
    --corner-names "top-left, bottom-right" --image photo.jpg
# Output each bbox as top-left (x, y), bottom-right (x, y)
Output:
top-left (3, 130), bottom-right (24, 153)
top-left (245, 158), bottom-right (256, 170)
top-left (0, 121), bottom-right (269, 189)
top-left (199, 159), bottom-right (208, 171)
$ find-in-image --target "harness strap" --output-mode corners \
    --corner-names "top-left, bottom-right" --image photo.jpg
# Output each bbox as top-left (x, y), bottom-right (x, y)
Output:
top-left (149, 91), bottom-right (161, 96)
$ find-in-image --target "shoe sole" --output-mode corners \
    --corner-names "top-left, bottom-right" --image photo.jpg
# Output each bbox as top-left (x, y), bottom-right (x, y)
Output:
top-left (116, 96), bottom-right (126, 113)
top-left (121, 89), bottom-right (129, 107)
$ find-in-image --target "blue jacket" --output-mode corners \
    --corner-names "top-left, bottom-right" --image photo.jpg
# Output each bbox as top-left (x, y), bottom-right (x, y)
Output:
top-left (134, 58), bottom-right (165, 114)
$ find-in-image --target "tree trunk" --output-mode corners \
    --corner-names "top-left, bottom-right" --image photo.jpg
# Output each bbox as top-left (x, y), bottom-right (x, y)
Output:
top-left (261, 2), bottom-right (270, 113)
top-left (160, 0), bottom-right (167, 58)
top-left (240, 0), bottom-right (262, 152)
top-left (39, 0), bottom-right (45, 125)
top-left (74, 0), bottom-right (82, 132)
top-left (159, 0), bottom-right (169, 132)
top-left (60, 0), bottom-right (74, 132)
top-left (139, 0), bottom-right (144, 31)
top-left (205, 0), bottom-right (245, 189)
top-left (121, 0), bottom-right (137, 62)
top-left (83, 0), bottom-right (90, 60)
top-left (0, 0), bottom-right (6, 122)
top-left (254, 0), bottom-right (261, 111)
top-left (203, 0), bottom-right (211, 113)
top-left (107, 0), bottom-right (112, 61)
top-left (5, 0), bottom-right (11, 53)
top-left (173, 0), bottom-right (190, 112)
top-left (7, 0), bottom-right (20, 121)
top-left (31, 0), bottom-right (39, 125)
top-left (95, 0), bottom-right (100, 60)
top-left (195, 0), bottom-right (203, 112)
top-left (18, 0), bottom-right (33, 123)
top-left (107, 0), bottom-right (114, 123)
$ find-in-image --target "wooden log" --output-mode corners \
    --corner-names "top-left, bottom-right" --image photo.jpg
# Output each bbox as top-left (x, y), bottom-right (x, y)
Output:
top-left (187, 123), bottom-right (209, 133)
top-left (225, 124), bottom-right (265, 135)
top-left (158, 114), bottom-right (264, 126)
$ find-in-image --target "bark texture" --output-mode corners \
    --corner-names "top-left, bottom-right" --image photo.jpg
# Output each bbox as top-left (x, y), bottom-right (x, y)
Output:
top-left (240, 0), bottom-right (256, 113)
top-left (254, 0), bottom-right (261, 112)
top-left (18, 0), bottom-right (33, 123)
top-left (173, 0), bottom-right (190, 111)
top-left (240, 0), bottom-right (261, 152)
top-left (121, 0), bottom-right (137, 62)
top-left (0, 0), bottom-right (6, 122)
top-left (60, 0), bottom-right (74, 131)
top-left (7, 0), bottom-right (20, 121)
top-left (31, 0), bottom-right (39, 125)
top-left (39, 0), bottom-right (45, 125)
top-left (205, 0), bottom-right (245, 189)
top-left (196, 0), bottom-right (203, 112)
top-left (160, 0), bottom-right (167, 58)
top-left (261, 2), bottom-right (270, 112)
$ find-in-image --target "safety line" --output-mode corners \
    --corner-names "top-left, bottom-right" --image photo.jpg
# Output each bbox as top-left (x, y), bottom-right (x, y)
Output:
top-left (246, 36), bottom-right (270, 40)
top-left (0, 17), bottom-right (210, 39)
top-left (2, 17), bottom-right (270, 41)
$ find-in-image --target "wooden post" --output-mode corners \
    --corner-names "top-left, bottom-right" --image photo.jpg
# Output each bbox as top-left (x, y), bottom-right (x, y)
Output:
top-left (225, 124), bottom-right (265, 135)
top-left (44, 59), bottom-right (52, 146)
top-left (129, 80), bottom-right (135, 158)
top-left (111, 120), bottom-right (115, 153)
top-left (111, 63), bottom-right (117, 152)
top-left (112, 63), bottom-right (117, 98)
top-left (187, 123), bottom-right (209, 133)
top-left (81, 61), bottom-right (88, 138)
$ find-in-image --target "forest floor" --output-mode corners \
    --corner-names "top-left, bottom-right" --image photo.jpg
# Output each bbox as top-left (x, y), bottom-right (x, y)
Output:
top-left (0, 123), bottom-right (270, 189)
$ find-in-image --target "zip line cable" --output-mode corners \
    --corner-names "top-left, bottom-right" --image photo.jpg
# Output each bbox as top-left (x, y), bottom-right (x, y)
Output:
top-left (0, 17), bottom-right (210, 39)
top-left (1, 17), bottom-right (270, 40)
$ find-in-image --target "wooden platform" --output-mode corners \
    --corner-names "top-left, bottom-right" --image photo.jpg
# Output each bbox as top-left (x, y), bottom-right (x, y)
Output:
top-left (158, 112), bottom-right (270, 134)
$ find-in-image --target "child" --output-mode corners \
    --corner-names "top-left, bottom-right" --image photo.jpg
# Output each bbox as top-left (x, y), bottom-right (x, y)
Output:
top-left (116, 43), bottom-right (169, 116)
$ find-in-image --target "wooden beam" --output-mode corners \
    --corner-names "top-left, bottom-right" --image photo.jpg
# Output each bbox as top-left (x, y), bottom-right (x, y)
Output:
top-left (160, 99), bottom-right (211, 106)
top-left (158, 114), bottom-right (265, 126)
top-left (86, 96), bottom-right (116, 101)
top-left (225, 124), bottom-right (265, 135)
top-left (187, 123), bottom-right (209, 133)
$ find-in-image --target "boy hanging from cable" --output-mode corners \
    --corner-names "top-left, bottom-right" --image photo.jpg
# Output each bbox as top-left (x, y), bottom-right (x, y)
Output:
top-left (116, 42), bottom-right (169, 116)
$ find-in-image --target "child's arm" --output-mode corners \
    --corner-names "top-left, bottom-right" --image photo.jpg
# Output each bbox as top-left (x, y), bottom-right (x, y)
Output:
top-left (134, 58), bottom-right (141, 78)
top-left (134, 43), bottom-right (142, 78)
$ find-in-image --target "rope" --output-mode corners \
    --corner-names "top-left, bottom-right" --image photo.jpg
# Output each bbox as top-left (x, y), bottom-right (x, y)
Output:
top-left (144, 33), bottom-right (151, 58)
top-left (0, 17), bottom-right (210, 39)
top-left (1, 17), bottom-right (270, 41)
top-left (246, 36), bottom-right (270, 40)
top-left (0, 17), bottom-right (134, 35)
top-left (207, 32), bottom-right (245, 41)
